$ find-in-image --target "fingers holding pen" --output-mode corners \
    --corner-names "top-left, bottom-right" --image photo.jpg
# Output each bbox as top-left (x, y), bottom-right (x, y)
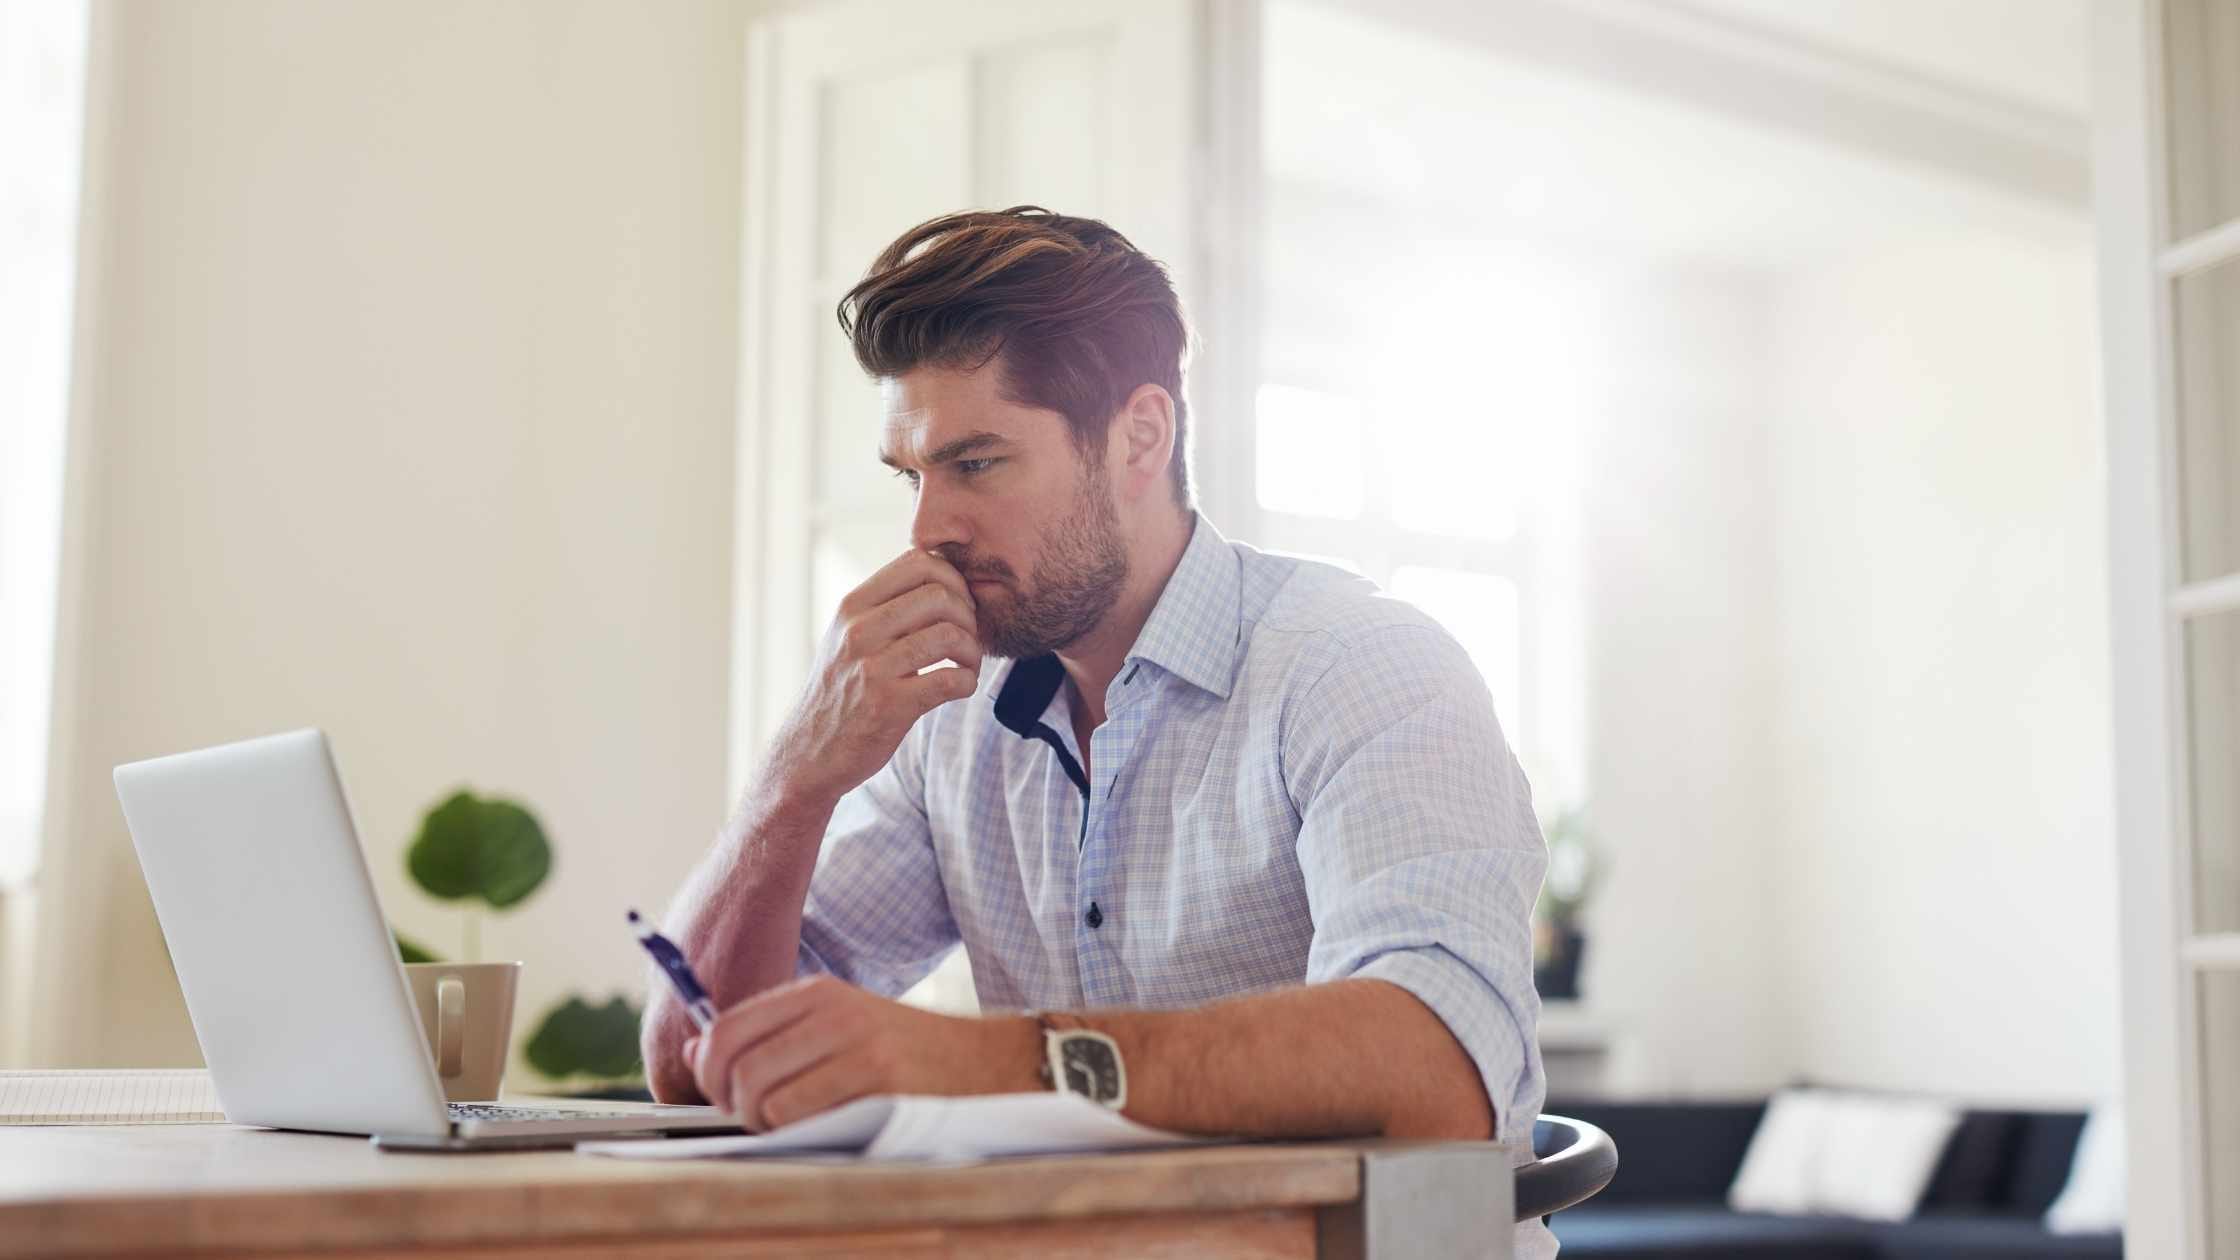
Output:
top-left (691, 978), bottom-right (822, 1116)
top-left (723, 1016), bottom-right (852, 1131)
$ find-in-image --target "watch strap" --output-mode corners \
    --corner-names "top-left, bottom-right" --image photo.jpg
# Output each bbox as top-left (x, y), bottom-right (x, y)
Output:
top-left (1032, 1011), bottom-right (1059, 1089)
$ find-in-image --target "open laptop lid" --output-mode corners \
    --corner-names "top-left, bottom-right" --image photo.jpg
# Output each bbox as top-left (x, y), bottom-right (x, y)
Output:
top-left (113, 728), bottom-right (451, 1139)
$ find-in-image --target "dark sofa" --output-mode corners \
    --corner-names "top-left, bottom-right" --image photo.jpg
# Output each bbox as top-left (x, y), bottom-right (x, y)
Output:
top-left (1545, 1099), bottom-right (2122, 1259)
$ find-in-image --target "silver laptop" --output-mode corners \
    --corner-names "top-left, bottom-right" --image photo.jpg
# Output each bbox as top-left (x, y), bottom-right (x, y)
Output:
top-left (112, 728), bottom-right (739, 1150)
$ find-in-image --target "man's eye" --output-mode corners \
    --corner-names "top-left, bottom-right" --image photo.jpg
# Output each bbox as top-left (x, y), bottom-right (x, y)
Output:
top-left (893, 468), bottom-right (921, 489)
top-left (956, 458), bottom-right (999, 476)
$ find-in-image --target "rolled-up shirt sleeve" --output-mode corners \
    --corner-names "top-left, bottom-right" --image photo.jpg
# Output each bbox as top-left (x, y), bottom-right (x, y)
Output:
top-left (794, 716), bottom-right (961, 998)
top-left (1288, 621), bottom-right (1548, 1147)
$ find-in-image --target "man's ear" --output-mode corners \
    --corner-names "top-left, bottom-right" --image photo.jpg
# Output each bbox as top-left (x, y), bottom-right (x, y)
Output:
top-left (1109, 383), bottom-right (1176, 504)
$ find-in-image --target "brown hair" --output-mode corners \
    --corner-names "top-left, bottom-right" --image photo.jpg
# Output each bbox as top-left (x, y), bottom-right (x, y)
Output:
top-left (837, 206), bottom-right (1194, 505)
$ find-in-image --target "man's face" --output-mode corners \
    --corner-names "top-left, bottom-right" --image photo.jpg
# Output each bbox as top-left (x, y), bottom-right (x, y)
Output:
top-left (878, 361), bottom-right (1128, 660)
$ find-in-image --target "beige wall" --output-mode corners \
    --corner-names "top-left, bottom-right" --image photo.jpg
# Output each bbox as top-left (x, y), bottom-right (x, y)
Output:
top-left (27, 0), bottom-right (751, 1074)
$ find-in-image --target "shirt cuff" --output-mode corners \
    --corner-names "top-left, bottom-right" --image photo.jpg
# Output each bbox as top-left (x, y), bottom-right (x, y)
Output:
top-left (1350, 944), bottom-right (1535, 1143)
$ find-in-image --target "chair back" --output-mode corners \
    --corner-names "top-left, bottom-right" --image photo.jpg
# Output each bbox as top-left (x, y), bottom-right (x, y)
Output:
top-left (1515, 1113), bottom-right (1619, 1222)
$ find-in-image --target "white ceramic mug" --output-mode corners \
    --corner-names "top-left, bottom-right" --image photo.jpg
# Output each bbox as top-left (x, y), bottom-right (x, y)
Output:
top-left (402, 961), bottom-right (521, 1102)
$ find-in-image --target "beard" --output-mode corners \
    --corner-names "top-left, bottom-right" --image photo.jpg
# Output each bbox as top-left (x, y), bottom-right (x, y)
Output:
top-left (940, 462), bottom-right (1129, 660)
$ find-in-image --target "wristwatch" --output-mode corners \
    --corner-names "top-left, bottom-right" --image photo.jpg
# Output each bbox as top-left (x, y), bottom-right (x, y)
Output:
top-left (1032, 1012), bottom-right (1127, 1110)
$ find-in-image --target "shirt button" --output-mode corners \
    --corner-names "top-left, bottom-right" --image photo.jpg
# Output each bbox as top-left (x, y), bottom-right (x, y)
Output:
top-left (1085, 902), bottom-right (1104, 929)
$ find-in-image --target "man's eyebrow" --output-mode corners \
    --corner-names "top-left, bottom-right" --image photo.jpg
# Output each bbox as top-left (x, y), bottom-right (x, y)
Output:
top-left (878, 430), bottom-right (1011, 469)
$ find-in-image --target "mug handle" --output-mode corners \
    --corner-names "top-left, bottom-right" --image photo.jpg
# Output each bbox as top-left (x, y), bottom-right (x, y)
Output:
top-left (436, 976), bottom-right (466, 1077)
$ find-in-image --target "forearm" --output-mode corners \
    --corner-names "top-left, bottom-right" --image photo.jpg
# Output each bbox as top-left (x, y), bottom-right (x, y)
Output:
top-left (648, 546), bottom-right (981, 1106)
top-left (1044, 978), bottom-right (1495, 1140)
top-left (642, 780), bottom-right (835, 1103)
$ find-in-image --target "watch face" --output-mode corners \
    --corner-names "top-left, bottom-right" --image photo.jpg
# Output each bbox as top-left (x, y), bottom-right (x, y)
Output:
top-left (1057, 1033), bottom-right (1124, 1104)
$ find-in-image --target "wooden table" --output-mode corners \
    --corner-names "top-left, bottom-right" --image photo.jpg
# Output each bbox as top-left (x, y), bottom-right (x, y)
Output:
top-left (0, 1124), bottom-right (1515, 1258)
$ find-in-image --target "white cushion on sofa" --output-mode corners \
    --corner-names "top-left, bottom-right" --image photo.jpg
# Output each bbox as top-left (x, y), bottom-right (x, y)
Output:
top-left (1728, 1089), bottom-right (1960, 1222)
top-left (1811, 1093), bottom-right (1963, 1221)
top-left (1728, 1089), bottom-right (1832, 1214)
top-left (2044, 1104), bottom-right (2125, 1234)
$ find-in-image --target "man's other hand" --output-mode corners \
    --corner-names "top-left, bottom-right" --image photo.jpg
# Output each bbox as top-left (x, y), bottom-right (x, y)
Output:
top-left (770, 549), bottom-right (983, 809)
top-left (686, 975), bottom-right (1037, 1131)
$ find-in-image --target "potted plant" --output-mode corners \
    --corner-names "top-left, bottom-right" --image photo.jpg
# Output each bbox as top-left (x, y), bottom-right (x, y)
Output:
top-left (393, 789), bottom-right (549, 963)
top-left (392, 789), bottom-right (647, 1091)
top-left (1533, 808), bottom-right (1601, 1002)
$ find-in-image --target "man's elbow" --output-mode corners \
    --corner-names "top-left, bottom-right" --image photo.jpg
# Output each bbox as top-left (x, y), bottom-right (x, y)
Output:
top-left (647, 1063), bottom-right (703, 1106)
top-left (1366, 978), bottom-right (1498, 1140)
top-left (1387, 1069), bottom-right (1496, 1141)
top-left (640, 1005), bottom-right (705, 1106)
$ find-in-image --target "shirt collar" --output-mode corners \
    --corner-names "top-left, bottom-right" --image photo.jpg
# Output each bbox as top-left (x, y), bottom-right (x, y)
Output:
top-left (1121, 512), bottom-right (1241, 701)
top-left (991, 512), bottom-right (1243, 732)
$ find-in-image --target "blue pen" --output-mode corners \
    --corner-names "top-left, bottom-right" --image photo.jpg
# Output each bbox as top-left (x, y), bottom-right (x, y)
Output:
top-left (628, 909), bottom-right (719, 1031)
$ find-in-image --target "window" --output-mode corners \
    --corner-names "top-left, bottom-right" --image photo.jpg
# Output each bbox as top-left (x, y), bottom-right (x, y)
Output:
top-left (1253, 384), bottom-right (1365, 520)
top-left (0, 0), bottom-right (90, 886)
top-left (1390, 565), bottom-right (1522, 736)
top-left (1248, 226), bottom-right (1588, 801)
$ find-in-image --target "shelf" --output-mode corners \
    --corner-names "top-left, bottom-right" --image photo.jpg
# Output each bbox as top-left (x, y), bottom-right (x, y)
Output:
top-left (2181, 934), bottom-right (2240, 969)
top-left (1538, 1001), bottom-right (1614, 1050)
top-left (2170, 572), bottom-right (2240, 619)
top-left (2161, 215), bottom-right (2240, 279)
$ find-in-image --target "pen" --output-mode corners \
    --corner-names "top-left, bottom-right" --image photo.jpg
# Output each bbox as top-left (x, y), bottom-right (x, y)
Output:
top-left (628, 908), bottom-right (719, 1032)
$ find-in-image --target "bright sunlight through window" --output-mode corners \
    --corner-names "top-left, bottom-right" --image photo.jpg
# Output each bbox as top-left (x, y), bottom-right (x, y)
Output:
top-left (0, 0), bottom-right (90, 887)
top-left (1254, 384), bottom-right (1366, 520)
top-left (1390, 566), bottom-right (1522, 733)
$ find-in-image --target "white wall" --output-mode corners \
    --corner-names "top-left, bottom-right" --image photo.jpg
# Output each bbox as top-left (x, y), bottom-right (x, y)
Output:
top-left (1575, 266), bottom-right (1790, 1096)
top-left (1264, 0), bottom-right (2113, 1104)
top-left (1765, 229), bottom-right (2122, 1103)
top-left (1568, 229), bottom-right (2119, 1106)
top-left (26, 0), bottom-right (752, 1075)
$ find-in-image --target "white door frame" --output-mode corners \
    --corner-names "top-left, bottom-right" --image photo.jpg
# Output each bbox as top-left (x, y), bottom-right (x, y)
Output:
top-left (2095, 0), bottom-right (2218, 1251)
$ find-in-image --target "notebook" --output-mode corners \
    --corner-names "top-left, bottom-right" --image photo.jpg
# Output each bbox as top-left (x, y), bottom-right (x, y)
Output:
top-left (1, 1069), bottom-right (227, 1125)
top-left (578, 1092), bottom-right (1204, 1162)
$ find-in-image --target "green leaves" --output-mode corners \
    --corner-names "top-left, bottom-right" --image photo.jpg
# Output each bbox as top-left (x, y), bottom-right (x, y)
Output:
top-left (394, 931), bottom-right (441, 963)
top-left (525, 995), bottom-right (645, 1081)
top-left (406, 790), bottom-right (551, 908)
top-left (395, 787), bottom-right (636, 1083)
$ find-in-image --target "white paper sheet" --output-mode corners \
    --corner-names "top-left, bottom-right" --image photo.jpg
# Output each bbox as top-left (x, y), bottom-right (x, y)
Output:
top-left (577, 1092), bottom-right (1204, 1162)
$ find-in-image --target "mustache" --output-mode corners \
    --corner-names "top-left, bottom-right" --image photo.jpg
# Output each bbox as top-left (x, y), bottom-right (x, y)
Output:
top-left (932, 546), bottom-right (1016, 584)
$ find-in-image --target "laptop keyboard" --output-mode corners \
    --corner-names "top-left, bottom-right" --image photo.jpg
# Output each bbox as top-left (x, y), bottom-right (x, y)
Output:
top-left (447, 1102), bottom-right (661, 1123)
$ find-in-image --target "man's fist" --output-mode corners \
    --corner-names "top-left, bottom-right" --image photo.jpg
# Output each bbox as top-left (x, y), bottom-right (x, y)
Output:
top-left (769, 549), bottom-right (984, 808)
top-left (686, 975), bottom-right (1037, 1131)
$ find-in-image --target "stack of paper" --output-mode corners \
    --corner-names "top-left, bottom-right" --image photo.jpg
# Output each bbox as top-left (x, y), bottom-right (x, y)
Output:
top-left (0, 1069), bottom-right (227, 1125)
top-left (579, 1092), bottom-right (1204, 1162)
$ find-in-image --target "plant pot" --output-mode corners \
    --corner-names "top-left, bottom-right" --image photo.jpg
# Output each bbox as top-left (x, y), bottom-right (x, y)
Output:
top-left (1534, 926), bottom-right (1587, 1001)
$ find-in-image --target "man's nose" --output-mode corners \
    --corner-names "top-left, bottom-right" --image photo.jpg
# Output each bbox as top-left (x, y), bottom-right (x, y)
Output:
top-left (907, 478), bottom-right (969, 555)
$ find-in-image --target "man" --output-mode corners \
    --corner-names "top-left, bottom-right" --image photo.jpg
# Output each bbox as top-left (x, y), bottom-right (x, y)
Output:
top-left (644, 206), bottom-right (1551, 1255)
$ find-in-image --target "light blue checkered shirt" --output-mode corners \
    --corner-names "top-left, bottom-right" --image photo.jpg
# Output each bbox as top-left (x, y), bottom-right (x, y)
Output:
top-left (797, 515), bottom-right (1553, 1257)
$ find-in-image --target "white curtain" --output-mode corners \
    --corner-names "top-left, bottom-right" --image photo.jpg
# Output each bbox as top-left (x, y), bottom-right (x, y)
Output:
top-left (0, 0), bottom-right (92, 1064)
